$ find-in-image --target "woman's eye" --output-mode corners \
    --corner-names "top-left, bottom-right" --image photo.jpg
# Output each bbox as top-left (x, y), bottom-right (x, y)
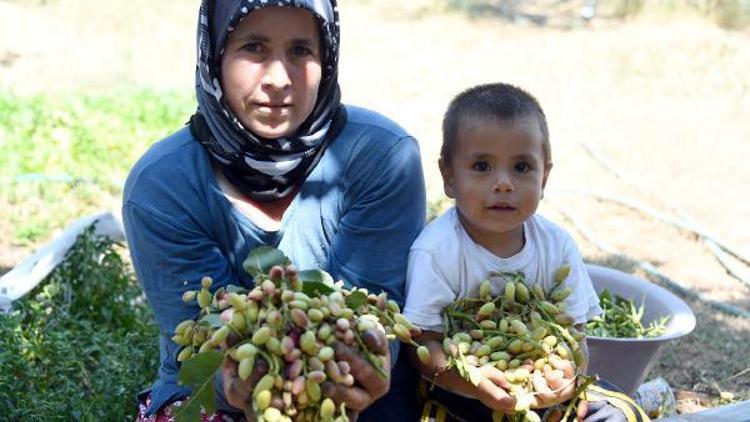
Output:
top-left (291, 45), bottom-right (314, 57)
top-left (472, 162), bottom-right (491, 172)
top-left (242, 42), bottom-right (263, 53)
top-left (514, 162), bottom-right (531, 173)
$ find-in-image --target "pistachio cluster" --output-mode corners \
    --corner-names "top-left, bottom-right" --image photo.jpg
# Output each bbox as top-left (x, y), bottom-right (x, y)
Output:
top-left (440, 266), bottom-right (591, 422)
top-left (174, 263), bottom-right (421, 422)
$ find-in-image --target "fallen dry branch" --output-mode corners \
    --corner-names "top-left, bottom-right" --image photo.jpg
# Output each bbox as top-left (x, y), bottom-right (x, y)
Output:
top-left (579, 142), bottom-right (750, 286)
top-left (558, 185), bottom-right (750, 288)
top-left (546, 197), bottom-right (750, 319)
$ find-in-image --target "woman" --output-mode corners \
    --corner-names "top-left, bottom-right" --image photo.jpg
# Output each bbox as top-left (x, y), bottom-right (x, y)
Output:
top-left (123, 0), bottom-right (426, 420)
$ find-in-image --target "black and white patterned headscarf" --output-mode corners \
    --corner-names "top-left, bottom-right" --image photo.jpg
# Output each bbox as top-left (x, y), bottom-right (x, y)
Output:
top-left (190, 0), bottom-right (346, 201)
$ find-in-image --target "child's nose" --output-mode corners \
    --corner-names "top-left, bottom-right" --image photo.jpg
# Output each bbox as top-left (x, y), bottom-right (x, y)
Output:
top-left (493, 173), bottom-right (514, 193)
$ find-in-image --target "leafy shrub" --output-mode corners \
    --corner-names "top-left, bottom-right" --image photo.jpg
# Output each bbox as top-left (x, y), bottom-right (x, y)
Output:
top-left (0, 226), bottom-right (158, 420)
top-left (715, 0), bottom-right (750, 29)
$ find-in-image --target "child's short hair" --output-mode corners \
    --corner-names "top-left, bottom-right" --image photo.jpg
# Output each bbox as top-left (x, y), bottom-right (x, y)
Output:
top-left (441, 83), bottom-right (550, 164)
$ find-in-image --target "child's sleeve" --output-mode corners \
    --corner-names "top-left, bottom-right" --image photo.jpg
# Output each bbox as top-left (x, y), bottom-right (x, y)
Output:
top-left (403, 248), bottom-right (457, 332)
top-left (560, 236), bottom-right (603, 325)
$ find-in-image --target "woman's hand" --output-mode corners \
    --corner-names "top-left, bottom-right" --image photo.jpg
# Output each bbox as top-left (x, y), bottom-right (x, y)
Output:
top-left (220, 331), bottom-right (269, 421)
top-left (321, 329), bottom-right (391, 420)
top-left (221, 355), bottom-right (269, 420)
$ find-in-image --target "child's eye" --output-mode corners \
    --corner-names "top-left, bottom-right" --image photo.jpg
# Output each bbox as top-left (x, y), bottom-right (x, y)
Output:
top-left (514, 162), bottom-right (531, 173)
top-left (472, 161), bottom-right (491, 172)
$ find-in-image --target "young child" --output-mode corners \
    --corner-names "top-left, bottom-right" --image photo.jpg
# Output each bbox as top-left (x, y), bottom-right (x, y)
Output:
top-left (403, 83), bottom-right (603, 416)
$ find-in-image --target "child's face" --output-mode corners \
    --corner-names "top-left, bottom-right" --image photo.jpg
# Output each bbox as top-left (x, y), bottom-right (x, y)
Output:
top-left (440, 116), bottom-right (551, 253)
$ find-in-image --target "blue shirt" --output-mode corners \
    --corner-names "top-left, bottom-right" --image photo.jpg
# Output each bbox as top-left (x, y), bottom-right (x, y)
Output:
top-left (123, 105), bottom-right (426, 417)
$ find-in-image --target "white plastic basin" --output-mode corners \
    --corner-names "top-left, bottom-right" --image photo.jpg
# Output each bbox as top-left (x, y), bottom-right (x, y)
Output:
top-left (585, 264), bottom-right (696, 395)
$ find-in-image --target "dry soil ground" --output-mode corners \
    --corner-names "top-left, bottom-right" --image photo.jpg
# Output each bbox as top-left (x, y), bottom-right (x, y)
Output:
top-left (1, 0), bottom-right (749, 412)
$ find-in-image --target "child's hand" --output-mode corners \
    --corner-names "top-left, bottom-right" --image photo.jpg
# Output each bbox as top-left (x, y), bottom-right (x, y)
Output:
top-left (528, 358), bottom-right (576, 409)
top-left (473, 365), bottom-right (516, 413)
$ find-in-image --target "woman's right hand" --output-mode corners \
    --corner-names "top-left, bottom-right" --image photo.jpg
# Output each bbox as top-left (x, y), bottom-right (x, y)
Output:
top-left (220, 331), bottom-right (269, 420)
top-left (220, 329), bottom-right (391, 420)
top-left (221, 353), bottom-right (269, 421)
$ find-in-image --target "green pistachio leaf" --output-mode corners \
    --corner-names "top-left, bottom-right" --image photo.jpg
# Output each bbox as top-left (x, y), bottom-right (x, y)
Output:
top-left (345, 291), bottom-right (368, 310)
top-left (174, 350), bottom-right (223, 422)
top-left (197, 313), bottom-right (223, 329)
top-left (242, 246), bottom-right (289, 276)
top-left (298, 269), bottom-right (335, 295)
top-left (302, 281), bottom-right (336, 297)
top-left (225, 284), bottom-right (248, 294)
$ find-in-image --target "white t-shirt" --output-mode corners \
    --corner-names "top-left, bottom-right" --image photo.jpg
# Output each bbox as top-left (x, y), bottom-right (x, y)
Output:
top-left (404, 207), bottom-right (602, 332)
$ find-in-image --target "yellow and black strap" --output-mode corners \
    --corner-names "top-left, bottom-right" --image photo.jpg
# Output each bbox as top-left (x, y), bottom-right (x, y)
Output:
top-left (420, 399), bottom-right (452, 422)
top-left (583, 383), bottom-right (650, 422)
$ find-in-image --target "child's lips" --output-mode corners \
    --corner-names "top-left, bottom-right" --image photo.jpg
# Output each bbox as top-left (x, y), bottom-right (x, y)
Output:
top-left (487, 203), bottom-right (517, 211)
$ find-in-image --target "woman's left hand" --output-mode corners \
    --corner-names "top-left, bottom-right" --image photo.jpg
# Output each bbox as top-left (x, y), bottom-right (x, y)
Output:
top-left (321, 329), bottom-right (391, 420)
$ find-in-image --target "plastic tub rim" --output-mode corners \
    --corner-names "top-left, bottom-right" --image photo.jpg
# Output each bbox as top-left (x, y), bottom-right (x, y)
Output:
top-left (585, 264), bottom-right (696, 343)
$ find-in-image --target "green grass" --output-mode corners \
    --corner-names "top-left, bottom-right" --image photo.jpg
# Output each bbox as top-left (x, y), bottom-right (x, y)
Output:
top-left (0, 227), bottom-right (159, 420)
top-left (0, 89), bottom-right (193, 245)
top-left (0, 89), bottom-right (192, 179)
top-left (0, 89), bottom-right (193, 417)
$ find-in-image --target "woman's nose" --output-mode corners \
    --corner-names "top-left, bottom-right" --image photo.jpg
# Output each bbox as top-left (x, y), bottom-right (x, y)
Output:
top-left (263, 59), bottom-right (291, 90)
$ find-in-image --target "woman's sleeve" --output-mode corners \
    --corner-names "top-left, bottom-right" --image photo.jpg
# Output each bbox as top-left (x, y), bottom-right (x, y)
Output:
top-left (123, 200), bottom-right (238, 333)
top-left (123, 200), bottom-right (240, 412)
top-left (327, 136), bottom-right (426, 308)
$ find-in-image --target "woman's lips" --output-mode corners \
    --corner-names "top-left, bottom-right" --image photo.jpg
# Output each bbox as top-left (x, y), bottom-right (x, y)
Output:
top-left (255, 102), bottom-right (291, 108)
top-left (253, 102), bottom-right (292, 114)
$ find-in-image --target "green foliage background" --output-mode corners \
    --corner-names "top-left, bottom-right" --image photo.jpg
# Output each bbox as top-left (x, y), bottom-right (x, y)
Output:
top-left (0, 89), bottom-right (193, 418)
top-left (0, 89), bottom-right (193, 245)
top-left (0, 227), bottom-right (158, 420)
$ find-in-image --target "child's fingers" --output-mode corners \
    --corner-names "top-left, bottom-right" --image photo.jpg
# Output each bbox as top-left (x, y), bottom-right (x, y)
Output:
top-left (479, 365), bottom-right (511, 390)
top-left (549, 355), bottom-right (575, 379)
top-left (478, 379), bottom-right (516, 413)
top-left (531, 373), bottom-right (576, 409)
top-left (543, 365), bottom-right (565, 390)
top-left (576, 399), bottom-right (589, 421)
top-left (531, 373), bottom-right (556, 404)
top-left (555, 377), bottom-right (576, 403)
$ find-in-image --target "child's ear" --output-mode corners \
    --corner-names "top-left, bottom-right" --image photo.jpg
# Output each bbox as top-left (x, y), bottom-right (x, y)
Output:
top-left (438, 158), bottom-right (456, 199)
top-left (541, 162), bottom-right (553, 198)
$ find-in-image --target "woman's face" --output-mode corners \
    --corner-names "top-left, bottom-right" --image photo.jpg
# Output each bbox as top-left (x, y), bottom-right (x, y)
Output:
top-left (221, 6), bottom-right (322, 139)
